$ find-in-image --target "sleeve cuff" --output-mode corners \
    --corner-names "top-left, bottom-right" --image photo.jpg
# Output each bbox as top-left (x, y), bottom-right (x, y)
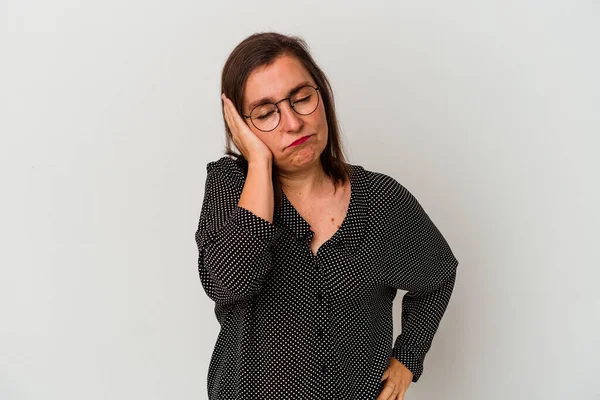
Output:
top-left (230, 205), bottom-right (281, 248)
top-left (392, 346), bottom-right (423, 383)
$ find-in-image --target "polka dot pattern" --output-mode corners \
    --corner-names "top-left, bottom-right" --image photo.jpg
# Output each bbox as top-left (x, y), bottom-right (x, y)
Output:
top-left (195, 156), bottom-right (459, 399)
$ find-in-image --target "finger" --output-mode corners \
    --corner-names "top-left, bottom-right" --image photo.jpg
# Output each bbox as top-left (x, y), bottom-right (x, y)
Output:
top-left (376, 382), bottom-right (397, 400)
top-left (224, 108), bottom-right (242, 150)
top-left (222, 94), bottom-right (234, 130)
top-left (221, 94), bottom-right (238, 129)
top-left (381, 369), bottom-right (389, 381)
top-left (222, 93), bottom-right (247, 130)
top-left (397, 382), bottom-right (408, 400)
top-left (222, 100), bottom-right (244, 151)
top-left (223, 102), bottom-right (242, 145)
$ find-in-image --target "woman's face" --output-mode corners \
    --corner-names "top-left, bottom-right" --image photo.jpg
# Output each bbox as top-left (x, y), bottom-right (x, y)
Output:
top-left (242, 54), bottom-right (328, 172)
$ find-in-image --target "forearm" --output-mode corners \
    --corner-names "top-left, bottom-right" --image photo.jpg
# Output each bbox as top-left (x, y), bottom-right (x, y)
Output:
top-left (392, 268), bottom-right (457, 382)
top-left (238, 158), bottom-right (274, 223)
top-left (196, 164), bottom-right (280, 305)
top-left (201, 206), bottom-right (279, 303)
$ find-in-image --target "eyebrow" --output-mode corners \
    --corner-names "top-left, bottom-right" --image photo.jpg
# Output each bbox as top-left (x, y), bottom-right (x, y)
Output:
top-left (246, 81), bottom-right (312, 111)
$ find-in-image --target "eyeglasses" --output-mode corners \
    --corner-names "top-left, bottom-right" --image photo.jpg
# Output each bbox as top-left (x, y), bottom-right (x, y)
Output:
top-left (243, 85), bottom-right (320, 132)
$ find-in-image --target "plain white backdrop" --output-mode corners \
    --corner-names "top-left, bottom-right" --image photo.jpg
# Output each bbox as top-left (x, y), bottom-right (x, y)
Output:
top-left (1, 1), bottom-right (598, 399)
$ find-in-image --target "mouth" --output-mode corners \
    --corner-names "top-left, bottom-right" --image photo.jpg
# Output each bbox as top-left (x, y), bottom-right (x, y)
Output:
top-left (288, 135), bottom-right (313, 148)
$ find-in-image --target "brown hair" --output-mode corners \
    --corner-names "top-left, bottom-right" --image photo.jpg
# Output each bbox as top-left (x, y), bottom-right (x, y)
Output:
top-left (220, 31), bottom-right (351, 209)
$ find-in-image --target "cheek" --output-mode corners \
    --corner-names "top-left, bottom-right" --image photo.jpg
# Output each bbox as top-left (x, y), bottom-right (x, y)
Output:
top-left (254, 132), bottom-right (278, 151)
top-left (315, 104), bottom-right (328, 131)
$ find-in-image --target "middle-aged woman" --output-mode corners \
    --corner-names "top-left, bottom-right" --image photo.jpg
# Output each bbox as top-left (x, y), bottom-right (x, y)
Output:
top-left (195, 32), bottom-right (459, 400)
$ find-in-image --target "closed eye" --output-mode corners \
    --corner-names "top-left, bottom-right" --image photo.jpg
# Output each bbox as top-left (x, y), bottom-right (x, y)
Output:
top-left (257, 110), bottom-right (276, 120)
top-left (293, 96), bottom-right (311, 104)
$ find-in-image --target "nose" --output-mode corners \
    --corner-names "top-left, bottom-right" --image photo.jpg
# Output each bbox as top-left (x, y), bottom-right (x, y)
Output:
top-left (278, 100), bottom-right (303, 133)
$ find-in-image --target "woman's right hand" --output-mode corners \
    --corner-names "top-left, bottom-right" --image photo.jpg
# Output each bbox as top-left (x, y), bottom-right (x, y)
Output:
top-left (221, 93), bottom-right (273, 165)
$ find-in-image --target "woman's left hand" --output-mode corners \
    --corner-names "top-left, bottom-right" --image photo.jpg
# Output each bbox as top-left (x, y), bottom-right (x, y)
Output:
top-left (376, 356), bottom-right (414, 400)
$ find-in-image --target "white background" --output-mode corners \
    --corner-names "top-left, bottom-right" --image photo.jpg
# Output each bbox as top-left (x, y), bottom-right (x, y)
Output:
top-left (1, 1), bottom-right (598, 399)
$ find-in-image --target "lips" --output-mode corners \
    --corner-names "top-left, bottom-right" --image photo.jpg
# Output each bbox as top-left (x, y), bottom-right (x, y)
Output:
top-left (289, 135), bottom-right (312, 147)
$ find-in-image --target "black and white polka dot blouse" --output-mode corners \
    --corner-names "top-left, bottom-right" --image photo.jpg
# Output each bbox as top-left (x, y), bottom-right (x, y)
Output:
top-left (194, 155), bottom-right (459, 400)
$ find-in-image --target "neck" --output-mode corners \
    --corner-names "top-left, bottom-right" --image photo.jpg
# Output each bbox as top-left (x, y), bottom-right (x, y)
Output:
top-left (278, 160), bottom-right (330, 200)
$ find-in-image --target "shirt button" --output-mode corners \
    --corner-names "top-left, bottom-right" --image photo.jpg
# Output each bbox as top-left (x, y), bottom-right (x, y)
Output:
top-left (316, 291), bottom-right (323, 300)
top-left (321, 364), bottom-right (328, 373)
top-left (317, 328), bottom-right (324, 337)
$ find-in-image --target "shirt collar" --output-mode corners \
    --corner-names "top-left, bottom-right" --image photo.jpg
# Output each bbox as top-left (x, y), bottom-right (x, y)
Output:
top-left (274, 164), bottom-right (369, 255)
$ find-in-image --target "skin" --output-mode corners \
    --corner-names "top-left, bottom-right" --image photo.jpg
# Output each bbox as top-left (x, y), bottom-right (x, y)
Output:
top-left (221, 54), bottom-right (414, 399)
top-left (377, 357), bottom-right (414, 400)
top-left (225, 53), bottom-right (332, 198)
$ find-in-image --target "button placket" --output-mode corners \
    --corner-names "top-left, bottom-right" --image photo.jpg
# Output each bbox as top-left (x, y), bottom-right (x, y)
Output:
top-left (309, 242), bottom-right (330, 380)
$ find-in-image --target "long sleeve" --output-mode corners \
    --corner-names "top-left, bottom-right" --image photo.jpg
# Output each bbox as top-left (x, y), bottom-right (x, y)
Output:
top-left (392, 269), bottom-right (457, 383)
top-left (380, 177), bottom-right (459, 383)
top-left (194, 162), bottom-right (282, 307)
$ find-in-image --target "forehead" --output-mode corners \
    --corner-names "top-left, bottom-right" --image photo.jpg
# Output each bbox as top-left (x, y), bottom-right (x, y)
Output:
top-left (243, 55), bottom-right (314, 108)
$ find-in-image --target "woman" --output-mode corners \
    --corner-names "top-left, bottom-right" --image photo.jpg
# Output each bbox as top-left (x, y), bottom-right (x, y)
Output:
top-left (195, 32), bottom-right (459, 400)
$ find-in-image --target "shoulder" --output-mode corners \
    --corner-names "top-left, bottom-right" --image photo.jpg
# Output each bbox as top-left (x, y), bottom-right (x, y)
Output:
top-left (205, 155), bottom-right (247, 188)
top-left (359, 165), bottom-right (417, 210)
top-left (360, 166), bottom-right (444, 247)
top-left (206, 155), bottom-right (245, 175)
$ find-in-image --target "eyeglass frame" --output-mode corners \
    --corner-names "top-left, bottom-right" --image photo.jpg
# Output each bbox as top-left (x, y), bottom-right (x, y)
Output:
top-left (242, 85), bottom-right (321, 132)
